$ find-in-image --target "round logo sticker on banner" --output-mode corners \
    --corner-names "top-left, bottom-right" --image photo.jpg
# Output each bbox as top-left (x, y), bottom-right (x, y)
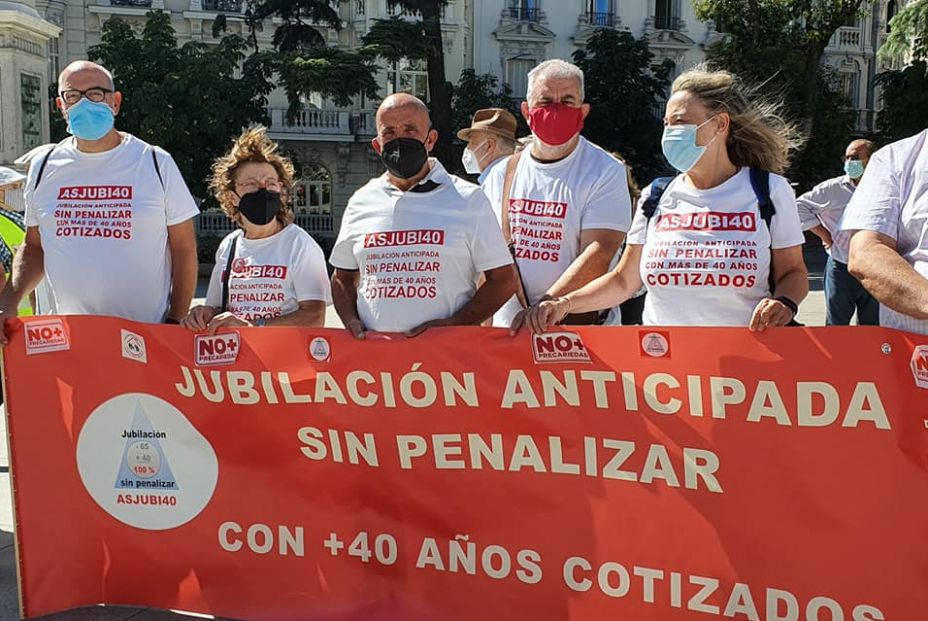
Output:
top-left (76, 393), bottom-right (219, 530)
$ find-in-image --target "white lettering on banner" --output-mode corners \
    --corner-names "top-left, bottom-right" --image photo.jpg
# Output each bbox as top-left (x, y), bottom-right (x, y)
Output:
top-left (218, 522), bottom-right (305, 557)
top-left (172, 366), bottom-right (892, 431)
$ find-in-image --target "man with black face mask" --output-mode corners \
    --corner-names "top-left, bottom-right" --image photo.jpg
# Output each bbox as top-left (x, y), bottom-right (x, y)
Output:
top-left (330, 93), bottom-right (517, 337)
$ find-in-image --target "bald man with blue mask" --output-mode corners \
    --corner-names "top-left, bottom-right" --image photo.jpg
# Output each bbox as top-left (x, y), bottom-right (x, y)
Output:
top-left (796, 139), bottom-right (878, 325)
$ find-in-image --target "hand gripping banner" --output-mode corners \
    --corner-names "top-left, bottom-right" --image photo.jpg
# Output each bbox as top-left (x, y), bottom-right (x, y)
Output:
top-left (3, 316), bottom-right (928, 620)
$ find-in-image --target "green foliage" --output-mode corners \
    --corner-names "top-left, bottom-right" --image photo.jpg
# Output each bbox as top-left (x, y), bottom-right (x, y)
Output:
top-left (876, 60), bottom-right (928, 142)
top-left (362, 17), bottom-right (433, 62)
top-left (248, 0), bottom-right (341, 51)
top-left (450, 69), bottom-right (521, 137)
top-left (694, 0), bottom-right (866, 191)
top-left (572, 29), bottom-right (673, 185)
top-left (880, 0), bottom-right (928, 60)
top-left (83, 11), bottom-right (273, 200)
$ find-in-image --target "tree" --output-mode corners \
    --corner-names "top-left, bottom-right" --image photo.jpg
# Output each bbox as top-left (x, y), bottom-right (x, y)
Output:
top-left (362, 1), bottom-right (455, 166)
top-left (450, 69), bottom-right (521, 139)
top-left (572, 29), bottom-right (673, 185)
top-left (81, 11), bottom-right (273, 200)
top-left (245, 0), bottom-right (380, 116)
top-left (876, 0), bottom-right (928, 142)
top-left (694, 0), bottom-right (865, 189)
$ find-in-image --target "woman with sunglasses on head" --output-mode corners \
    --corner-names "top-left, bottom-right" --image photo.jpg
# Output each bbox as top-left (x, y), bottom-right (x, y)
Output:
top-left (182, 126), bottom-right (331, 333)
top-left (523, 66), bottom-right (808, 333)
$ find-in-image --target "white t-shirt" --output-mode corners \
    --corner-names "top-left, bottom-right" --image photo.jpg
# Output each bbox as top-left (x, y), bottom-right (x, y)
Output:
top-left (482, 136), bottom-right (632, 326)
top-left (205, 224), bottom-right (331, 321)
top-left (330, 160), bottom-right (513, 332)
top-left (24, 134), bottom-right (199, 322)
top-left (627, 168), bottom-right (805, 326)
top-left (838, 129), bottom-right (928, 335)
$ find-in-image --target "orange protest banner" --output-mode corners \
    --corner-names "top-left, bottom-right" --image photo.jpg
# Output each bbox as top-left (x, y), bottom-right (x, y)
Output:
top-left (3, 316), bottom-right (928, 620)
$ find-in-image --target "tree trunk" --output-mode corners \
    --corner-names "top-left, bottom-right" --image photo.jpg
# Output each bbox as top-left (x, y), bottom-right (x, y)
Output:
top-left (419, 3), bottom-right (455, 168)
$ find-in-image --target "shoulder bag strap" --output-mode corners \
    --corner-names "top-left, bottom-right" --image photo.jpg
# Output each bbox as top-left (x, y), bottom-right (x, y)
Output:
top-left (499, 152), bottom-right (530, 308)
top-left (220, 233), bottom-right (240, 313)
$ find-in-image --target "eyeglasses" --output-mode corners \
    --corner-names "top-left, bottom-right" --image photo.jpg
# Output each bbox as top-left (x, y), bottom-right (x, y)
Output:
top-left (59, 88), bottom-right (113, 105)
top-left (235, 178), bottom-right (283, 193)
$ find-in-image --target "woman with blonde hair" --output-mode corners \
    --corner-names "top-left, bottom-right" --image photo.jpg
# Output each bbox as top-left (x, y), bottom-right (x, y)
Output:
top-left (182, 126), bottom-right (330, 332)
top-left (524, 67), bottom-right (808, 332)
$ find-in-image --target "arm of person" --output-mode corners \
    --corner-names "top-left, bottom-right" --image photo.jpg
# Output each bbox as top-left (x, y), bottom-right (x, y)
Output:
top-left (848, 230), bottom-right (928, 320)
top-left (520, 244), bottom-right (644, 335)
top-left (206, 300), bottom-right (327, 333)
top-left (332, 268), bottom-right (365, 339)
top-left (407, 264), bottom-right (517, 336)
top-left (166, 219), bottom-right (198, 323)
top-left (808, 224), bottom-right (833, 250)
top-left (0, 227), bottom-right (44, 343)
top-left (544, 229), bottom-right (624, 298)
top-left (749, 245), bottom-right (809, 332)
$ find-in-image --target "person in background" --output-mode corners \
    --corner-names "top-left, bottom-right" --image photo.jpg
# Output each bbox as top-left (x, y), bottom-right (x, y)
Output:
top-left (797, 139), bottom-right (878, 325)
top-left (601, 152), bottom-right (646, 326)
top-left (522, 67), bottom-right (808, 333)
top-left (183, 127), bottom-right (330, 333)
top-left (839, 129), bottom-right (928, 335)
top-left (457, 108), bottom-right (518, 185)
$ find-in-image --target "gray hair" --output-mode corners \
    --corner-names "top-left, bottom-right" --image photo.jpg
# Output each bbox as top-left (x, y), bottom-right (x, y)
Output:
top-left (526, 59), bottom-right (585, 103)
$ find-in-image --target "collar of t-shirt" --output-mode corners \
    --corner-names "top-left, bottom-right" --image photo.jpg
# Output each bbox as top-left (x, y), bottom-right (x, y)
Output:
top-left (380, 158), bottom-right (449, 196)
top-left (524, 135), bottom-right (586, 170)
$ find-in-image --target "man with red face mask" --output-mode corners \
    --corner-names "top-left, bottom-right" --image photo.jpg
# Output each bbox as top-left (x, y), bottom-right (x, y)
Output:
top-left (482, 59), bottom-right (632, 331)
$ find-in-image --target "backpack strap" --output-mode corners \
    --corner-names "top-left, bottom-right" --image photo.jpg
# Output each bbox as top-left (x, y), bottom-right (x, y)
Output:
top-left (748, 167), bottom-right (775, 230)
top-left (32, 145), bottom-right (58, 190)
top-left (642, 176), bottom-right (674, 220)
top-left (148, 145), bottom-right (165, 190)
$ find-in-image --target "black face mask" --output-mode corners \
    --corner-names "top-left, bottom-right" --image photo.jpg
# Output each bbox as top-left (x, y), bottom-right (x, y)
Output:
top-left (380, 137), bottom-right (429, 179)
top-left (237, 188), bottom-right (281, 226)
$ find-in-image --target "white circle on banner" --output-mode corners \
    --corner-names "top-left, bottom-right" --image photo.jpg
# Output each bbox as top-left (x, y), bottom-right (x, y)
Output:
top-left (641, 332), bottom-right (670, 358)
top-left (309, 337), bottom-right (331, 362)
top-left (76, 393), bottom-right (218, 530)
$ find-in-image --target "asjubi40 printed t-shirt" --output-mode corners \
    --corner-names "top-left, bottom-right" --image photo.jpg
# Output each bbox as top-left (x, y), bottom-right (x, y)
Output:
top-left (205, 224), bottom-right (331, 320)
top-left (627, 168), bottom-right (805, 326)
top-left (24, 134), bottom-right (199, 323)
top-left (330, 161), bottom-right (513, 332)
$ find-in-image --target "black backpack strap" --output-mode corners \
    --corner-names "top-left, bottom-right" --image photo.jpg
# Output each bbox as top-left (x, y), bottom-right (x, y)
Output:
top-left (220, 233), bottom-right (240, 313)
top-left (642, 176), bottom-right (674, 220)
top-left (748, 167), bottom-right (774, 230)
top-left (149, 145), bottom-right (164, 190)
top-left (32, 145), bottom-right (57, 190)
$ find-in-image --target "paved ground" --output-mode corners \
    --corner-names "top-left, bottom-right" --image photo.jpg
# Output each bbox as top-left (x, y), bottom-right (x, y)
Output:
top-left (0, 258), bottom-right (831, 620)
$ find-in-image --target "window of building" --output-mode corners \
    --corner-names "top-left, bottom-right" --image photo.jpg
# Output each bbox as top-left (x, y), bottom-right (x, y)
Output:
top-left (839, 72), bottom-right (859, 106)
top-left (508, 0), bottom-right (540, 21)
top-left (587, 0), bottom-right (614, 25)
top-left (387, 58), bottom-right (429, 102)
top-left (886, 0), bottom-right (897, 32)
top-left (293, 164), bottom-right (333, 215)
top-left (48, 38), bottom-right (60, 85)
top-left (506, 58), bottom-right (536, 101)
top-left (21, 73), bottom-right (43, 152)
top-left (655, 0), bottom-right (678, 30)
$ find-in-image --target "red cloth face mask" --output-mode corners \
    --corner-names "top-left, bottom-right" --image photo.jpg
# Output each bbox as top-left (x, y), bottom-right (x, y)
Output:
top-left (527, 103), bottom-right (585, 146)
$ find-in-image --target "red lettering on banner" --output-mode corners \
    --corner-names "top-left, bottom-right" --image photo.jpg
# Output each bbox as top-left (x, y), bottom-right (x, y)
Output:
top-left (655, 211), bottom-right (756, 232)
top-left (509, 199), bottom-right (568, 219)
top-left (57, 186), bottom-right (133, 201)
top-left (364, 230), bottom-right (445, 248)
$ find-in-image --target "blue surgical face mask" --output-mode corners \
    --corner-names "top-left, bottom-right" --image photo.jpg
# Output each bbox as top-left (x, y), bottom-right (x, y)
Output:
top-left (66, 97), bottom-right (115, 141)
top-left (661, 116), bottom-right (719, 173)
top-left (844, 159), bottom-right (865, 180)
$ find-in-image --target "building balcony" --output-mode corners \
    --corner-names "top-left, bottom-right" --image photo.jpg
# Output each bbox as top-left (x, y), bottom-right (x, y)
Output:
top-left (200, 0), bottom-right (243, 12)
top-left (108, 0), bottom-right (158, 7)
top-left (653, 14), bottom-right (683, 31)
top-left (268, 108), bottom-right (376, 140)
top-left (196, 211), bottom-right (335, 236)
top-left (579, 11), bottom-right (617, 28)
top-left (829, 26), bottom-right (863, 52)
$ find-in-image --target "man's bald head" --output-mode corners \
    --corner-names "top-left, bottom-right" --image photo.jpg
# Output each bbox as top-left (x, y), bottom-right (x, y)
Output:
top-left (58, 61), bottom-right (115, 92)
top-left (847, 139), bottom-right (875, 159)
top-left (372, 93), bottom-right (437, 156)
